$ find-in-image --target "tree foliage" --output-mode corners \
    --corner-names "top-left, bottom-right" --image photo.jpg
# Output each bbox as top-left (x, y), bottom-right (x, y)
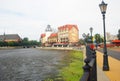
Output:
top-left (78, 39), bottom-right (85, 45)
top-left (82, 33), bottom-right (92, 43)
top-left (0, 37), bottom-right (41, 47)
top-left (94, 34), bottom-right (103, 44)
top-left (117, 29), bottom-right (120, 40)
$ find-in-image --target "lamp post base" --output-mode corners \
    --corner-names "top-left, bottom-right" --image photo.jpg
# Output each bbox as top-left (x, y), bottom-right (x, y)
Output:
top-left (103, 54), bottom-right (109, 71)
top-left (103, 65), bottom-right (109, 71)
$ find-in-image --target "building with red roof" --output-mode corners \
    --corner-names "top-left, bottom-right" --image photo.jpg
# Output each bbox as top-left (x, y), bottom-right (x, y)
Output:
top-left (58, 24), bottom-right (79, 44)
top-left (41, 34), bottom-right (46, 38)
top-left (40, 25), bottom-right (53, 46)
top-left (0, 34), bottom-right (22, 42)
top-left (48, 33), bottom-right (58, 44)
top-left (58, 24), bottom-right (78, 31)
top-left (40, 24), bottom-right (79, 47)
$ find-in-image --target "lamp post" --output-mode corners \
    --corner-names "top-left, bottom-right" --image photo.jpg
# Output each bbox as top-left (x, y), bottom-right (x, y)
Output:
top-left (82, 33), bottom-right (87, 45)
top-left (99, 0), bottom-right (109, 71)
top-left (82, 33), bottom-right (86, 39)
top-left (90, 27), bottom-right (93, 43)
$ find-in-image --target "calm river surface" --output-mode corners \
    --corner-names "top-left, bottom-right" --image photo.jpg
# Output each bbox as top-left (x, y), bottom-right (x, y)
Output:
top-left (0, 48), bottom-right (69, 81)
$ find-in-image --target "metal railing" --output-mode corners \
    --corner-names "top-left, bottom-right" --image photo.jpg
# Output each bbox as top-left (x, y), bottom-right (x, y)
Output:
top-left (80, 45), bottom-right (97, 81)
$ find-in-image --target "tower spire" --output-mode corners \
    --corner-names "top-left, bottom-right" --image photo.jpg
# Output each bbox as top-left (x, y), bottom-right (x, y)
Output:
top-left (45, 24), bottom-right (52, 32)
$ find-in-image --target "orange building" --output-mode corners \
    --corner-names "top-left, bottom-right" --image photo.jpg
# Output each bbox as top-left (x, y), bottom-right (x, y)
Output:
top-left (58, 24), bottom-right (79, 45)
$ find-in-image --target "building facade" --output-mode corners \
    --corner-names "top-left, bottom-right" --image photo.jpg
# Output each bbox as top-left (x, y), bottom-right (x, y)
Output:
top-left (48, 33), bottom-right (58, 44)
top-left (40, 33), bottom-right (46, 45)
top-left (45, 25), bottom-right (53, 42)
top-left (40, 24), bottom-right (79, 47)
top-left (58, 24), bottom-right (79, 44)
top-left (40, 25), bottom-right (53, 46)
top-left (0, 34), bottom-right (22, 42)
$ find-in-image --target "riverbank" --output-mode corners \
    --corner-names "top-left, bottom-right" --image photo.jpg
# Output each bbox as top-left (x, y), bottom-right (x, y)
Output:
top-left (37, 46), bottom-right (84, 51)
top-left (0, 46), bottom-right (23, 50)
top-left (38, 47), bottom-right (73, 50)
top-left (59, 50), bottom-right (84, 81)
top-left (44, 50), bottom-right (84, 81)
top-left (0, 47), bottom-right (17, 50)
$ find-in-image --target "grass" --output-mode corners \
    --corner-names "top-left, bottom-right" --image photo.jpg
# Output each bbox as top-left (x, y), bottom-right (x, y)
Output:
top-left (59, 50), bottom-right (84, 81)
top-left (44, 50), bottom-right (84, 81)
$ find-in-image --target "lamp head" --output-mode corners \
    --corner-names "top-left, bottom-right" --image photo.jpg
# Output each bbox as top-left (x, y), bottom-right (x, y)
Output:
top-left (99, 1), bottom-right (107, 14)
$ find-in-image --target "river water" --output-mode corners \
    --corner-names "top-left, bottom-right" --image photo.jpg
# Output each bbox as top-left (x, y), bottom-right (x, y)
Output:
top-left (0, 48), bottom-right (69, 81)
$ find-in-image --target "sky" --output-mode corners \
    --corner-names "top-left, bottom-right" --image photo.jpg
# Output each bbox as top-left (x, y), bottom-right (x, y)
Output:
top-left (0, 0), bottom-right (120, 41)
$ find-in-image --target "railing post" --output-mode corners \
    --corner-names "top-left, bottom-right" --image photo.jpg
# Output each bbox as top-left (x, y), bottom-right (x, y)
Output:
top-left (83, 58), bottom-right (91, 72)
top-left (93, 50), bottom-right (97, 81)
top-left (80, 58), bottom-right (91, 81)
top-left (90, 50), bottom-right (97, 81)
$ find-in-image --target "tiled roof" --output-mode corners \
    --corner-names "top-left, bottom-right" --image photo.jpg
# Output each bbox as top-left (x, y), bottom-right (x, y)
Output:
top-left (0, 34), bottom-right (21, 41)
top-left (48, 33), bottom-right (57, 38)
top-left (58, 24), bottom-right (79, 31)
top-left (41, 34), bottom-right (46, 38)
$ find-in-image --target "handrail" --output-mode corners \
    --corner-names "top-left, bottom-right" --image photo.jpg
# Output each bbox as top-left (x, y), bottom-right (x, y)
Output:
top-left (80, 46), bottom-right (97, 81)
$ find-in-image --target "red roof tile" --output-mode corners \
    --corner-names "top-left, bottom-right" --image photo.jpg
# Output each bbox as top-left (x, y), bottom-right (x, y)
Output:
top-left (41, 34), bottom-right (46, 38)
top-left (48, 33), bottom-right (58, 38)
top-left (58, 24), bottom-right (79, 31)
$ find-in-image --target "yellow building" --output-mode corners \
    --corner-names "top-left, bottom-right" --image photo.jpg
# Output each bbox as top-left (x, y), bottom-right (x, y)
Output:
top-left (48, 33), bottom-right (58, 44)
top-left (58, 24), bottom-right (79, 44)
top-left (40, 24), bottom-right (79, 47)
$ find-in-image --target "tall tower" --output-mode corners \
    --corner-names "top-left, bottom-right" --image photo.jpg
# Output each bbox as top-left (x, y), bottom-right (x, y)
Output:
top-left (45, 25), bottom-right (53, 42)
top-left (45, 25), bottom-right (52, 32)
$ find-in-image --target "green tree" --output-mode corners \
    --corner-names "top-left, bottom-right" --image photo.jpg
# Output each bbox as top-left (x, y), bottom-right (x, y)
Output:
top-left (7, 42), bottom-right (14, 46)
top-left (29, 40), bottom-right (40, 46)
top-left (82, 33), bottom-right (91, 43)
top-left (21, 37), bottom-right (41, 46)
top-left (3, 42), bottom-right (8, 46)
top-left (78, 39), bottom-right (85, 45)
top-left (94, 34), bottom-right (103, 44)
top-left (7, 41), bottom-right (21, 46)
top-left (23, 37), bottom-right (29, 42)
top-left (117, 29), bottom-right (120, 40)
top-left (22, 37), bottom-right (29, 46)
top-left (0, 41), bottom-right (4, 46)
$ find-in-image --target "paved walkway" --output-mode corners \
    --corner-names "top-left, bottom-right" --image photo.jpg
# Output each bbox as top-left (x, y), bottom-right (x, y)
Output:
top-left (97, 65), bottom-right (110, 81)
top-left (97, 51), bottom-right (120, 81)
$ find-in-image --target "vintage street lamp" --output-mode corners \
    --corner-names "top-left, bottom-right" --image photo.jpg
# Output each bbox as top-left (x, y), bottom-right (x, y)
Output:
top-left (99, 0), bottom-right (109, 71)
top-left (89, 27), bottom-right (93, 43)
top-left (82, 33), bottom-right (87, 45)
top-left (82, 33), bottom-right (86, 39)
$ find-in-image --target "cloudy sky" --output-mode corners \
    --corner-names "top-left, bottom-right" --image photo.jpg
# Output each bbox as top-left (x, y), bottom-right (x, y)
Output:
top-left (0, 0), bottom-right (120, 41)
